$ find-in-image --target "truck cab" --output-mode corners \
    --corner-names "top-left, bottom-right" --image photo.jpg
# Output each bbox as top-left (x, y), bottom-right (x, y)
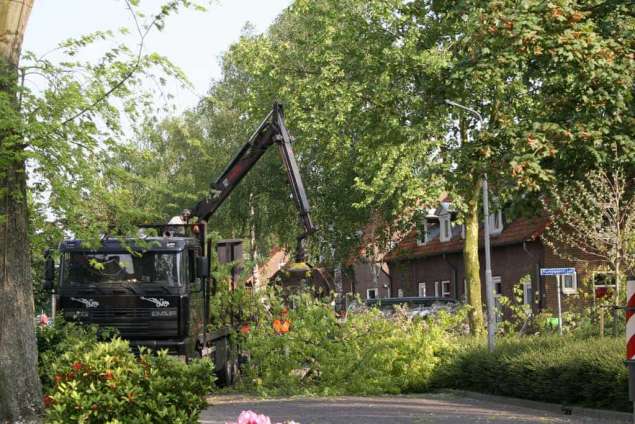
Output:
top-left (48, 235), bottom-right (232, 377)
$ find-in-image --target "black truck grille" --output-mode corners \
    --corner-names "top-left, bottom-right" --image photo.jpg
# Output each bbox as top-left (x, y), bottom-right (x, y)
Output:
top-left (69, 307), bottom-right (179, 338)
top-left (90, 307), bottom-right (153, 319)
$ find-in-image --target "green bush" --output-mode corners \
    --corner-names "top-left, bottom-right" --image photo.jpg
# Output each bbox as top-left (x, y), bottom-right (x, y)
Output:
top-left (37, 319), bottom-right (118, 392)
top-left (431, 336), bottom-right (629, 411)
top-left (38, 322), bottom-right (215, 423)
top-left (238, 293), bottom-right (460, 396)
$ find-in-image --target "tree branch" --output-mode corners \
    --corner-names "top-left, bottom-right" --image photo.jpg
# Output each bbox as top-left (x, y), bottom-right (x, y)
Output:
top-left (57, 0), bottom-right (161, 129)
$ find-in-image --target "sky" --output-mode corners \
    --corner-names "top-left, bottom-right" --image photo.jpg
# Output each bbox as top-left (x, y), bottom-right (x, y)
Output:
top-left (22, 0), bottom-right (292, 111)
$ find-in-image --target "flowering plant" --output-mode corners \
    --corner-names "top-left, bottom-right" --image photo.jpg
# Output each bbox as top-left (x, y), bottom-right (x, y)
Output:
top-left (226, 410), bottom-right (299, 424)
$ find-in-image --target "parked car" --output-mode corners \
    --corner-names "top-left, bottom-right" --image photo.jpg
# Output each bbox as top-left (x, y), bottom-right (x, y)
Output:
top-left (366, 296), bottom-right (458, 318)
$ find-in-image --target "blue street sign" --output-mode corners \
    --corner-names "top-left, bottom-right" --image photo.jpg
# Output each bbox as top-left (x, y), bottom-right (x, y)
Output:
top-left (540, 267), bottom-right (576, 276)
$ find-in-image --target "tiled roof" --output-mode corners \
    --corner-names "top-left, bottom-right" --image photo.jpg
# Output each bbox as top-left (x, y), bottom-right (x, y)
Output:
top-left (385, 216), bottom-right (549, 262)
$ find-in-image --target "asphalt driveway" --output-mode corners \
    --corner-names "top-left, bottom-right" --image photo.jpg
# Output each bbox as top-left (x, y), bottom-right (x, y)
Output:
top-left (201, 392), bottom-right (629, 424)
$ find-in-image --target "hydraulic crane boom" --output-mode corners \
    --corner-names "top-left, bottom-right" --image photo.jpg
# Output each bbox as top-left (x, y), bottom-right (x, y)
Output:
top-left (190, 102), bottom-right (316, 261)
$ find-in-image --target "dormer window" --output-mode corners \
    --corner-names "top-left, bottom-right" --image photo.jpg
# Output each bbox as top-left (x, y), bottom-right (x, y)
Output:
top-left (489, 210), bottom-right (503, 235)
top-left (417, 220), bottom-right (439, 245)
top-left (440, 215), bottom-right (452, 242)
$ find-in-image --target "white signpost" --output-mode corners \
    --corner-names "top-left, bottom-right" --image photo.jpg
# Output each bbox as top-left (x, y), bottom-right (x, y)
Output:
top-left (626, 276), bottom-right (635, 424)
top-left (540, 268), bottom-right (576, 336)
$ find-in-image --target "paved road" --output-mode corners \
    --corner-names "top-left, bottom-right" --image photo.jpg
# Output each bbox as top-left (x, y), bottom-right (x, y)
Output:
top-left (201, 392), bottom-right (626, 424)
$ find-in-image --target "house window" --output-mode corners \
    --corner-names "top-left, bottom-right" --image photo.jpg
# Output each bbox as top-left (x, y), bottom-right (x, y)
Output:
top-left (523, 281), bottom-right (532, 305)
top-left (418, 219), bottom-right (440, 245)
top-left (489, 210), bottom-right (503, 235)
top-left (434, 281), bottom-right (440, 297)
top-left (492, 276), bottom-right (502, 296)
top-left (417, 219), bottom-right (427, 246)
top-left (593, 271), bottom-right (616, 300)
top-left (440, 216), bottom-right (452, 242)
top-left (367, 288), bottom-right (377, 299)
top-left (418, 282), bottom-right (427, 297)
top-left (442, 280), bottom-right (451, 297)
top-left (561, 273), bottom-right (577, 294)
top-left (397, 289), bottom-right (404, 298)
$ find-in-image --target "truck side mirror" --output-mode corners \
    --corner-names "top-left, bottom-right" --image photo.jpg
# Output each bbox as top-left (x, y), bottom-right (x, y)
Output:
top-left (43, 255), bottom-right (55, 291)
top-left (196, 256), bottom-right (209, 278)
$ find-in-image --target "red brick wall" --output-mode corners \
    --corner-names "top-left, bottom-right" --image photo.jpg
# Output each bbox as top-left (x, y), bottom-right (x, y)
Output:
top-left (389, 241), bottom-right (544, 311)
top-left (389, 238), bottom-right (614, 315)
top-left (352, 261), bottom-right (391, 299)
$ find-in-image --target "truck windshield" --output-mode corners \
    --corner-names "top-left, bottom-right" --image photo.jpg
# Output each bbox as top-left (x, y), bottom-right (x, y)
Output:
top-left (62, 252), bottom-right (180, 286)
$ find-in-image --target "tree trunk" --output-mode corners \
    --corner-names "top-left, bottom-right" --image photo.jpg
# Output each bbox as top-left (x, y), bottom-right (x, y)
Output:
top-left (615, 261), bottom-right (621, 306)
top-left (0, 1), bottom-right (42, 422)
top-left (463, 177), bottom-right (485, 335)
top-left (249, 193), bottom-right (259, 289)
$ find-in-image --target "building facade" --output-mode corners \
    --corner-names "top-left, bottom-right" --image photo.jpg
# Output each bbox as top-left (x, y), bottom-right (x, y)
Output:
top-left (386, 210), bottom-right (612, 314)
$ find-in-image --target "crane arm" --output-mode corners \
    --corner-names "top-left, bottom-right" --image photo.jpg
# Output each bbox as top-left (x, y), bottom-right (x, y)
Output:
top-left (190, 103), bottom-right (315, 259)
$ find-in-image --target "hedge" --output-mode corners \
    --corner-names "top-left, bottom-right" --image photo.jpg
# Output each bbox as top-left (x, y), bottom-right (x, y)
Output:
top-left (431, 336), bottom-right (629, 411)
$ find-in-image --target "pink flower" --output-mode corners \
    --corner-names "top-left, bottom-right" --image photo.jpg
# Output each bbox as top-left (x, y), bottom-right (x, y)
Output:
top-left (226, 410), bottom-right (272, 424)
top-left (225, 410), bottom-right (300, 424)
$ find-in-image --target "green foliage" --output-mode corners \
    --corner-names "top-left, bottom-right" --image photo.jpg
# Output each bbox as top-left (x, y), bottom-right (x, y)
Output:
top-left (37, 320), bottom-right (119, 392)
top-left (432, 335), bottom-right (629, 412)
top-left (38, 322), bottom-right (214, 423)
top-left (238, 293), bottom-right (461, 396)
top-left (17, 2), bottom-right (205, 309)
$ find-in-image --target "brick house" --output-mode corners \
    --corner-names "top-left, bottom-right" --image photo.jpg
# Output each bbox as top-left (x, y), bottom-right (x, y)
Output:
top-left (386, 204), bottom-right (613, 315)
top-left (344, 260), bottom-right (392, 300)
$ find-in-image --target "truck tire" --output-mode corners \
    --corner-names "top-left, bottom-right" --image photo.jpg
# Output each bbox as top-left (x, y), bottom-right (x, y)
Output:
top-left (217, 358), bottom-right (237, 386)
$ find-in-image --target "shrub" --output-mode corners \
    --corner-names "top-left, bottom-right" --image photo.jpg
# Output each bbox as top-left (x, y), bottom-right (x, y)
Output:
top-left (238, 293), bottom-right (458, 396)
top-left (39, 322), bottom-right (215, 423)
top-left (37, 319), bottom-right (118, 393)
top-left (431, 335), bottom-right (629, 411)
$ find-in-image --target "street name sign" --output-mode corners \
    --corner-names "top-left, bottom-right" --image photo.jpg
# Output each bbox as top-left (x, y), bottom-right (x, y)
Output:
top-left (540, 267), bottom-right (575, 276)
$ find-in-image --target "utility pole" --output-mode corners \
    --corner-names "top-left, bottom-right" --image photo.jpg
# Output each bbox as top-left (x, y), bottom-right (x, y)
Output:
top-left (482, 173), bottom-right (496, 351)
top-left (445, 99), bottom-right (496, 352)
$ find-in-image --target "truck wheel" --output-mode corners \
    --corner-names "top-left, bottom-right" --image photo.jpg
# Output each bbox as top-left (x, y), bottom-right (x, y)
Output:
top-left (188, 349), bottom-right (201, 363)
top-left (218, 359), bottom-right (237, 386)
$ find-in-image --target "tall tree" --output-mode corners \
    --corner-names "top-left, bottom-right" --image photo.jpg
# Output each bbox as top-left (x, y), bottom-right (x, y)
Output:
top-left (0, 0), bottom-right (41, 421)
top-left (1, 1), bottom-right (198, 419)
top-left (544, 169), bottom-right (635, 301)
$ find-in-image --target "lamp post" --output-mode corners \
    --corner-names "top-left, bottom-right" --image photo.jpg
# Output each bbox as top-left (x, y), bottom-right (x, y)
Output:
top-left (445, 99), bottom-right (496, 352)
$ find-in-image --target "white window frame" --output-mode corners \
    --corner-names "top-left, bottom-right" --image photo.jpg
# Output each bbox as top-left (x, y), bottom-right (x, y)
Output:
top-left (442, 280), bottom-right (451, 298)
top-left (592, 271), bottom-right (616, 299)
top-left (489, 210), bottom-right (503, 235)
top-left (440, 215), bottom-right (452, 242)
top-left (434, 281), bottom-right (440, 297)
top-left (397, 289), bottom-right (404, 298)
top-left (417, 221), bottom-right (427, 246)
top-left (561, 273), bottom-right (577, 294)
top-left (418, 282), bottom-right (427, 297)
top-left (367, 288), bottom-right (378, 299)
top-left (523, 280), bottom-right (532, 306)
top-left (492, 276), bottom-right (502, 296)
